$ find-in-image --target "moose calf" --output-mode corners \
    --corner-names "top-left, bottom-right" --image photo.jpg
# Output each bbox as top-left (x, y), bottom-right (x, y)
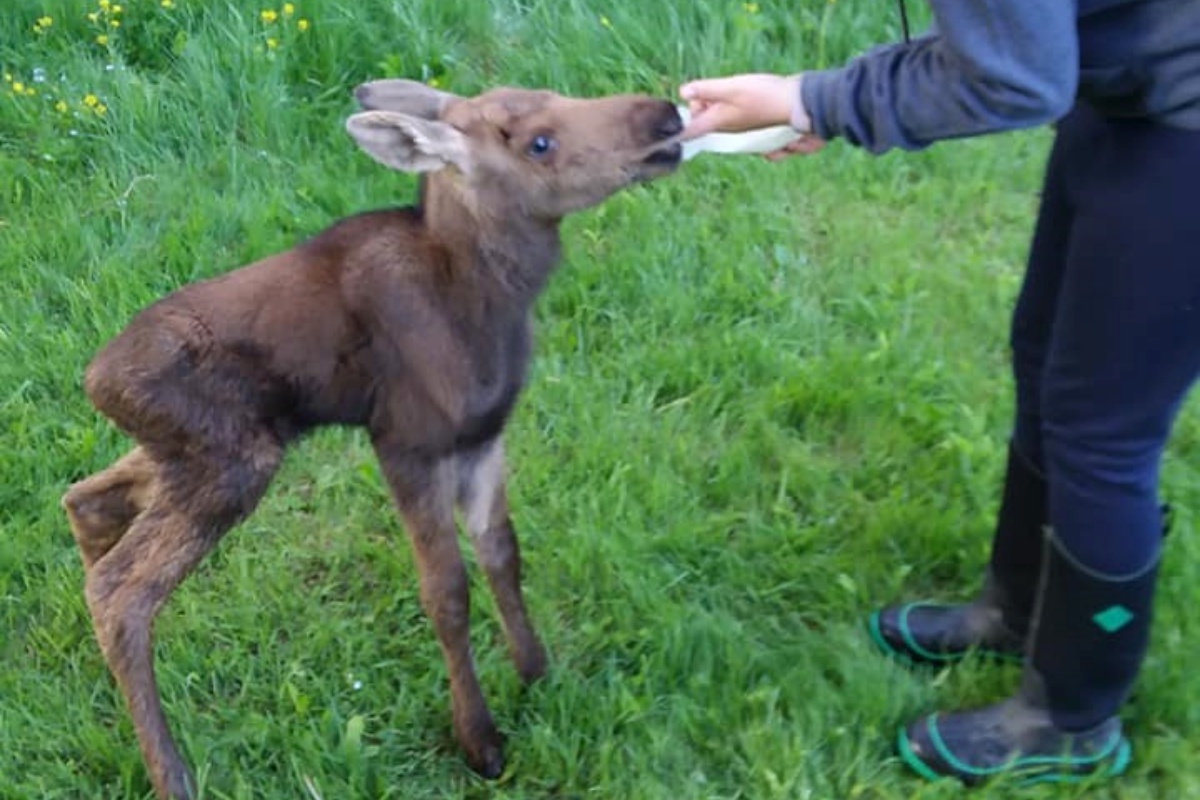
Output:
top-left (62, 79), bottom-right (684, 799)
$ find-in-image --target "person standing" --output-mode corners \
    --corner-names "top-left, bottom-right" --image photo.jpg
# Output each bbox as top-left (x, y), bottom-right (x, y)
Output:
top-left (679, 0), bottom-right (1200, 784)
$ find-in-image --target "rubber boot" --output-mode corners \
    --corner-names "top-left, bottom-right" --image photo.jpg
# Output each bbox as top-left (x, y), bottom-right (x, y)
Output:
top-left (869, 443), bottom-right (1045, 665)
top-left (897, 529), bottom-right (1158, 785)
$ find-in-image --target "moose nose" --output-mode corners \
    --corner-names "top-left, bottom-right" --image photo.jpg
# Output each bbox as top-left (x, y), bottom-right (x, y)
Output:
top-left (654, 104), bottom-right (684, 140)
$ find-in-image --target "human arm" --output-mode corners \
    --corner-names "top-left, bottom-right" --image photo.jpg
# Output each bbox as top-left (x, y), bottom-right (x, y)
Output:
top-left (681, 1), bottom-right (1080, 154)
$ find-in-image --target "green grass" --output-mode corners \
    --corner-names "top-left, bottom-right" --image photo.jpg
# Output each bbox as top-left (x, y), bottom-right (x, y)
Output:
top-left (3, 0), bottom-right (1200, 798)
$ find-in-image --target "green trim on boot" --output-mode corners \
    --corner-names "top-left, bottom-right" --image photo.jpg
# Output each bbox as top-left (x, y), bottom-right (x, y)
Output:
top-left (871, 504), bottom-right (1170, 670)
top-left (896, 667), bottom-right (1133, 786)
top-left (869, 442), bottom-right (1045, 668)
top-left (896, 528), bottom-right (1159, 787)
top-left (867, 574), bottom-right (1026, 666)
top-left (897, 705), bottom-right (1131, 786)
top-left (868, 602), bottom-right (1025, 666)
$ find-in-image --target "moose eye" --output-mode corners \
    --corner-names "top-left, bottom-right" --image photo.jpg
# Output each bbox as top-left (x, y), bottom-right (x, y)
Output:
top-left (527, 134), bottom-right (556, 158)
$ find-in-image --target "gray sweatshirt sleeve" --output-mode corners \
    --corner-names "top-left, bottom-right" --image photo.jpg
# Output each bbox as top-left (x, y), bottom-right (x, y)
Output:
top-left (800, 2), bottom-right (1079, 154)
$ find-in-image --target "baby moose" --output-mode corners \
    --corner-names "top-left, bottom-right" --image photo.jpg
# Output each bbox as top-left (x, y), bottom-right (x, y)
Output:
top-left (62, 80), bottom-right (684, 799)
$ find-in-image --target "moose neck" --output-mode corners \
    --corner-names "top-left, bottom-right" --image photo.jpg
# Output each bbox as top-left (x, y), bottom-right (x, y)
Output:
top-left (422, 173), bottom-right (563, 303)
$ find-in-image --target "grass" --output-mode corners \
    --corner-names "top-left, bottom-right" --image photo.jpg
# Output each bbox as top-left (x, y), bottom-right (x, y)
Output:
top-left (3, 0), bottom-right (1200, 798)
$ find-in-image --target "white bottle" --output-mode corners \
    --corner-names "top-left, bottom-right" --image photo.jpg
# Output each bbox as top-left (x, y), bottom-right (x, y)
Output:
top-left (677, 105), bottom-right (803, 161)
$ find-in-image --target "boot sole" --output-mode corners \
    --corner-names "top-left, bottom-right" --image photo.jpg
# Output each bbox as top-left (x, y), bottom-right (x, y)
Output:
top-left (896, 720), bottom-right (1132, 786)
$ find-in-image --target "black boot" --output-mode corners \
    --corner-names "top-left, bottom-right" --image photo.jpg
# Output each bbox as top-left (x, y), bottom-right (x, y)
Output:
top-left (898, 530), bottom-right (1158, 785)
top-left (869, 443), bottom-right (1045, 665)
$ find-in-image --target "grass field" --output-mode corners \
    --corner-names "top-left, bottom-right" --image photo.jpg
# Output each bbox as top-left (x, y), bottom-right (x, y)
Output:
top-left (4, 1), bottom-right (1200, 798)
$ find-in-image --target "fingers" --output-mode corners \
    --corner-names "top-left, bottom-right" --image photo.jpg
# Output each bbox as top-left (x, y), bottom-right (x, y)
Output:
top-left (763, 135), bottom-right (826, 161)
top-left (678, 73), bottom-right (798, 138)
top-left (678, 77), bottom-right (752, 137)
top-left (680, 95), bottom-right (764, 140)
top-left (679, 76), bottom-right (741, 105)
top-left (678, 83), bottom-right (730, 140)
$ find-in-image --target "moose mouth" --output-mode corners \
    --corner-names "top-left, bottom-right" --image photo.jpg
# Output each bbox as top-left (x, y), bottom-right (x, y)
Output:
top-left (643, 142), bottom-right (683, 166)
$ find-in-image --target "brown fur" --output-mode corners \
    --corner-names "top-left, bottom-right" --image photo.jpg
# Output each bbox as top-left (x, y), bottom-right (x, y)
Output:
top-left (63, 81), bottom-right (683, 799)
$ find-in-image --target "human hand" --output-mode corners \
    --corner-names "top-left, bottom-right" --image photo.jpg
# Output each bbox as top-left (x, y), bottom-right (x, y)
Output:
top-left (678, 73), bottom-right (802, 139)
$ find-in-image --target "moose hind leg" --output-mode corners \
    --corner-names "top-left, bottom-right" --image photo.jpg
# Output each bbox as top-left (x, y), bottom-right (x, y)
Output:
top-left (84, 441), bottom-right (282, 799)
top-left (457, 437), bottom-right (547, 684)
top-left (63, 446), bottom-right (158, 569)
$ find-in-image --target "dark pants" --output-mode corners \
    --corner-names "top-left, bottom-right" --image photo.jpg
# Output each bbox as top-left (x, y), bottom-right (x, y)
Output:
top-left (1012, 102), bottom-right (1200, 575)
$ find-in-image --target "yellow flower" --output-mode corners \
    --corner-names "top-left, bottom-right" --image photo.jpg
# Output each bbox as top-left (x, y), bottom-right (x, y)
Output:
top-left (266, 37), bottom-right (278, 49)
top-left (88, 11), bottom-right (99, 21)
top-left (261, 8), bottom-right (278, 22)
top-left (96, 33), bottom-right (109, 44)
top-left (743, 2), bottom-right (760, 13)
top-left (111, 4), bottom-right (122, 13)
top-left (95, 103), bottom-right (108, 115)
top-left (296, 17), bottom-right (309, 31)
top-left (161, 0), bottom-right (174, 6)
top-left (35, 15), bottom-right (53, 29)
top-left (3, 73), bottom-right (11, 83)
top-left (283, 3), bottom-right (295, 15)
top-left (24, 87), bottom-right (36, 96)
top-left (55, 100), bottom-right (68, 113)
top-left (84, 93), bottom-right (99, 107)
top-left (428, 77), bottom-right (441, 88)
top-left (99, 0), bottom-right (110, 9)
top-left (11, 81), bottom-right (24, 93)
top-left (109, 18), bottom-right (120, 27)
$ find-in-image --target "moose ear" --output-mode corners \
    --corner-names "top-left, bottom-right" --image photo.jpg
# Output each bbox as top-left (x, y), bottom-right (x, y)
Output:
top-left (353, 79), bottom-right (461, 120)
top-left (345, 110), bottom-right (470, 174)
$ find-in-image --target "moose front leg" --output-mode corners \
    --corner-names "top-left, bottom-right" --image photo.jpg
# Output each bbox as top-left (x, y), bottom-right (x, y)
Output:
top-left (457, 437), bottom-right (547, 684)
top-left (374, 446), bottom-right (505, 778)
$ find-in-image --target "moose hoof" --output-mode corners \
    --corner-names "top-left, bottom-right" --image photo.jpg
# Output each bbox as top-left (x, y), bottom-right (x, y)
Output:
top-left (150, 763), bottom-right (196, 800)
top-left (460, 720), bottom-right (505, 779)
top-left (467, 741), bottom-right (506, 779)
top-left (517, 642), bottom-right (548, 685)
